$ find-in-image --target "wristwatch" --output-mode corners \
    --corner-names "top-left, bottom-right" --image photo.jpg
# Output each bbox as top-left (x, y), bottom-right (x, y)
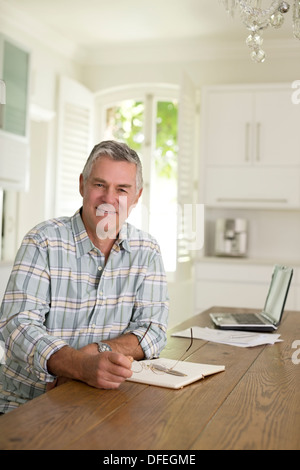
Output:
top-left (98, 341), bottom-right (112, 353)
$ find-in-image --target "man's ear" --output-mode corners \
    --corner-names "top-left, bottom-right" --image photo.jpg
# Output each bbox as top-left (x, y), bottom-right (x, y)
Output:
top-left (79, 174), bottom-right (84, 197)
top-left (128, 188), bottom-right (143, 217)
top-left (134, 187), bottom-right (143, 205)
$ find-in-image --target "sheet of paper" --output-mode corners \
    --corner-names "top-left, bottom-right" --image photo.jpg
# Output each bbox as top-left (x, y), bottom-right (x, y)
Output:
top-left (172, 326), bottom-right (282, 348)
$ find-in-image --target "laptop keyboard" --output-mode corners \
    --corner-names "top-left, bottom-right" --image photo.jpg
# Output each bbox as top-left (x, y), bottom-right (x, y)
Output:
top-left (232, 313), bottom-right (265, 324)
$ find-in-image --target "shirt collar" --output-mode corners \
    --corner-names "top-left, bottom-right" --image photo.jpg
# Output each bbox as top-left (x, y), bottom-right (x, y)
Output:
top-left (71, 209), bottom-right (132, 257)
top-left (71, 209), bottom-right (94, 258)
top-left (116, 223), bottom-right (132, 253)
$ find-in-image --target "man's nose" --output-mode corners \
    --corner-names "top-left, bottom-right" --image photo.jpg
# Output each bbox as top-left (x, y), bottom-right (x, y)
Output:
top-left (102, 186), bottom-right (116, 204)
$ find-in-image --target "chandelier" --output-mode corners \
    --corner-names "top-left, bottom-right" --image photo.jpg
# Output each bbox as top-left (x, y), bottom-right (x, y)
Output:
top-left (221, 1), bottom-right (300, 62)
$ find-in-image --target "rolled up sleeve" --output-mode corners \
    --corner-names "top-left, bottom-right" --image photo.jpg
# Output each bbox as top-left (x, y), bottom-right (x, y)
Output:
top-left (124, 252), bottom-right (169, 359)
top-left (0, 233), bottom-right (68, 382)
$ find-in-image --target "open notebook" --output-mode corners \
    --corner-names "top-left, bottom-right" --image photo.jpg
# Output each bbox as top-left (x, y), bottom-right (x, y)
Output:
top-left (127, 358), bottom-right (225, 389)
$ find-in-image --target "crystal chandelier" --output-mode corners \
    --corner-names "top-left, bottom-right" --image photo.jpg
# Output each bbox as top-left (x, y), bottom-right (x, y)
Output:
top-left (221, 1), bottom-right (300, 62)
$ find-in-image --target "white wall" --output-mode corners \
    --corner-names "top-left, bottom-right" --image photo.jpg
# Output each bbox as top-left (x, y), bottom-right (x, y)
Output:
top-left (81, 42), bottom-right (300, 92)
top-left (204, 208), bottom-right (300, 263)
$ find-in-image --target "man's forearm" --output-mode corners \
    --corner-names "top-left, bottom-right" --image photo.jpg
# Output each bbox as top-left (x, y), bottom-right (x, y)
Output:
top-left (47, 343), bottom-right (133, 390)
top-left (104, 333), bottom-right (144, 360)
top-left (47, 345), bottom-right (86, 380)
top-left (47, 333), bottom-right (142, 382)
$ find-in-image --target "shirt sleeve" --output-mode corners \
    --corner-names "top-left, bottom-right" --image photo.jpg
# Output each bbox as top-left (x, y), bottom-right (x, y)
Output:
top-left (123, 245), bottom-right (169, 359)
top-left (0, 231), bottom-right (68, 382)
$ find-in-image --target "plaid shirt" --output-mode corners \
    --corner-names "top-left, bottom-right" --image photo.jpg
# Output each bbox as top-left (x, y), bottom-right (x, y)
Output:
top-left (0, 209), bottom-right (169, 413)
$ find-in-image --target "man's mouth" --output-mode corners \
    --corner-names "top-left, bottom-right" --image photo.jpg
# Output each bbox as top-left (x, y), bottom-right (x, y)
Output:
top-left (96, 205), bottom-right (117, 216)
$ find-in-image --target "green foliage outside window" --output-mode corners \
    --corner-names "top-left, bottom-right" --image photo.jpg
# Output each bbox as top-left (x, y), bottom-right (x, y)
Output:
top-left (106, 99), bottom-right (178, 180)
top-left (155, 101), bottom-right (178, 179)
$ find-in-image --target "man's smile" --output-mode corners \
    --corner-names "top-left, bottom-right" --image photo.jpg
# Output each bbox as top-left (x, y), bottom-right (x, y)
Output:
top-left (96, 204), bottom-right (117, 216)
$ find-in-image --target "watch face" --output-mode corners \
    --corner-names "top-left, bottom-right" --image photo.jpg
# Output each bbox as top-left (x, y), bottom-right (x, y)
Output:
top-left (98, 342), bottom-right (112, 352)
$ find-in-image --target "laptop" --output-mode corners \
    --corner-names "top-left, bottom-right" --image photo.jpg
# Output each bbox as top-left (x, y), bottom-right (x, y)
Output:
top-left (210, 265), bottom-right (293, 332)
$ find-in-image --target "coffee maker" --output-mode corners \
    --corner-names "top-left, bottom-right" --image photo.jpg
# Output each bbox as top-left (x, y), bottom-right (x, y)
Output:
top-left (214, 218), bottom-right (247, 257)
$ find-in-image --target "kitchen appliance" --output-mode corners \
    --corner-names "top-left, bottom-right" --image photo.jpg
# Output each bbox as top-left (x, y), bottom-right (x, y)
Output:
top-left (214, 218), bottom-right (247, 257)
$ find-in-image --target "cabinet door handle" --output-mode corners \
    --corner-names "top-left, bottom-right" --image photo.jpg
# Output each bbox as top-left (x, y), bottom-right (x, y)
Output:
top-left (216, 197), bottom-right (288, 204)
top-left (256, 122), bottom-right (261, 161)
top-left (245, 122), bottom-right (250, 162)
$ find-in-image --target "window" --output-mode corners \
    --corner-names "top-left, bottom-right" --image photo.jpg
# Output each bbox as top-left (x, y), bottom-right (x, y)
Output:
top-left (97, 87), bottom-right (179, 272)
top-left (56, 78), bottom-right (198, 278)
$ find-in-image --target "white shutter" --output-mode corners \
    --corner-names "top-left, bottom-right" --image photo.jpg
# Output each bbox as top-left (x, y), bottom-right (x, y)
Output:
top-left (176, 74), bottom-right (199, 277)
top-left (55, 76), bottom-right (94, 216)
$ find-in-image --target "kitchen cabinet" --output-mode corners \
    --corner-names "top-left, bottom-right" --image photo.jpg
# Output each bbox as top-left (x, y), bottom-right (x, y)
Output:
top-left (255, 90), bottom-right (300, 166)
top-left (203, 90), bottom-right (253, 166)
top-left (205, 167), bottom-right (300, 208)
top-left (201, 84), bottom-right (300, 208)
top-left (0, 34), bottom-right (30, 191)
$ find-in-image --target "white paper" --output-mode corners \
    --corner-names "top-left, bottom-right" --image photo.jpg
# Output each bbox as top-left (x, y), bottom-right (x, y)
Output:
top-left (172, 326), bottom-right (282, 348)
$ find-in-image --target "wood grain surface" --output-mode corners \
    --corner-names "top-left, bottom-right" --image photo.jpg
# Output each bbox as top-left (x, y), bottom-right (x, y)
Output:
top-left (0, 307), bottom-right (299, 450)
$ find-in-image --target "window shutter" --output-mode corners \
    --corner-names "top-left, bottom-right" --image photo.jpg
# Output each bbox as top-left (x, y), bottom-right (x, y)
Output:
top-left (176, 74), bottom-right (198, 277)
top-left (55, 76), bottom-right (94, 216)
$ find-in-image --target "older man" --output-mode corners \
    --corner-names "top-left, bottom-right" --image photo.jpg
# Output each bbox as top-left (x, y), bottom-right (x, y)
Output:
top-left (0, 140), bottom-right (169, 413)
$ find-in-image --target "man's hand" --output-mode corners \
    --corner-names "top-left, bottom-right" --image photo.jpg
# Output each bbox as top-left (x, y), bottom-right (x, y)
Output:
top-left (47, 345), bottom-right (133, 392)
top-left (81, 351), bottom-right (133, 389)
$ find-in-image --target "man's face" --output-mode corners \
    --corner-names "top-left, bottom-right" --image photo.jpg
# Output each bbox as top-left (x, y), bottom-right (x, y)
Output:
top-left (80, 155), bottom-right (142, 241)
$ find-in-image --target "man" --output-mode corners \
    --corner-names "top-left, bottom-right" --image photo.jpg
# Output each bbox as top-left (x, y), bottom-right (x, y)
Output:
top-left (0, 140), bottom-right (169, 413)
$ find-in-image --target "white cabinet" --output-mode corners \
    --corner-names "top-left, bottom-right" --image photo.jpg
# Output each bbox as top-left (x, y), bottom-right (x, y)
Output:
top-left (255, 90), bottom-right (300, 166)
top-left (204, 90), bottom-right (253, 166)
top-left (201, 84), bottom-right (300, 209)
top-left (205, 167), bottom-right (300, 208)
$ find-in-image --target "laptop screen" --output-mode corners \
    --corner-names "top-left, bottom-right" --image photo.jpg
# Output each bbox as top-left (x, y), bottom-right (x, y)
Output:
top-left (263, 265), bottom-right (293, 324)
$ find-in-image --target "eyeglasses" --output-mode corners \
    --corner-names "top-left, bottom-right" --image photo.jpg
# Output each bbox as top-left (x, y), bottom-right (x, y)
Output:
top-left (131, 326), bottom-right (194, 377)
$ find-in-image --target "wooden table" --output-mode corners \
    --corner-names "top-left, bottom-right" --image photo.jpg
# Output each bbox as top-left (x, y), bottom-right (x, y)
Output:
top-left (0, 306), bottom-right (299, 451)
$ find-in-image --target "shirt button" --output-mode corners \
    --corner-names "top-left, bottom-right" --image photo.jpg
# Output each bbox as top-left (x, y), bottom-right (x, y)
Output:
top-left (98, 266), bottom-right (102, 271)
top-left (99, 291), bottom-right (104, 296)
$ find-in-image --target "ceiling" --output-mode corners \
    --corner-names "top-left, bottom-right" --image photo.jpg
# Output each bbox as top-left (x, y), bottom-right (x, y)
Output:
top-left (5, 0), bottom-right (295, 49)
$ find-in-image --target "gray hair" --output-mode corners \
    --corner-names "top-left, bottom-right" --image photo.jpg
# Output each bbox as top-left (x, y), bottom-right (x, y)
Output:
top-left (82, 140), bottom-right (143, 193)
